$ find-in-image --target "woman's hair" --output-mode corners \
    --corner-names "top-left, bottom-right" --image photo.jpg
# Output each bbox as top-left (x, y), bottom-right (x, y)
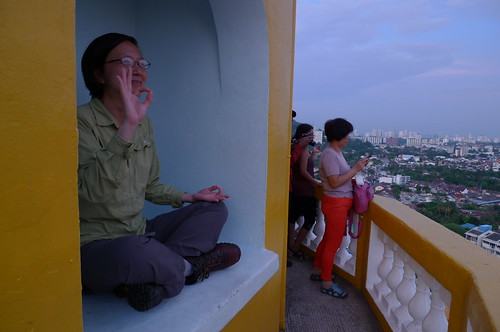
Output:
top-left (292, 123), bottom-right (313, 142)
top-left (81, 33), bottom-right (138, 98)
top-left (324, 118), bottom-right (353, 142)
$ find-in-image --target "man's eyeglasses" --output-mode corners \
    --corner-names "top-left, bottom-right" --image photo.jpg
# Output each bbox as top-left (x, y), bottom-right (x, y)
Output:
top-left (105, 56), bottom-right (151, 69)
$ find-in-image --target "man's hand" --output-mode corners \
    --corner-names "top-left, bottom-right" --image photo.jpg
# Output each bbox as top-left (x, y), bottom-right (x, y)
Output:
top-left (182, 185), bottom-right (231, 203)
top-left (116, 67), bottom-right (152, 141)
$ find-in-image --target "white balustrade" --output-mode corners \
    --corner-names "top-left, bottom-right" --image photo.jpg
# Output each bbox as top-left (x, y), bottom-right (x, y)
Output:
top-left (382, 244), bottom-right (403, 314)
top-left (334, 235), bottom-right (353, 269)
top-left (311, 201), bottom-right (325, 251)
top-left (374, 234), bottom-right (394, 301)
top-left (301, 205), bottom-right (457, 331)
top-left (391, 252), bottom-right (416, 330)
top-left (345, 236), bottom-right (357, 275)
top-left (304, 227), bottom-right (317, 247)
top-left (293, 215), bottom-right (317, 248)
top-left (295, 215), bottom-right (304, 232)
top-left (404, 265), bottom-right (431, 332)
top-left (422, 281), bottom-right (449, 332)
top-left (365, 224), bottom-right (451, 331)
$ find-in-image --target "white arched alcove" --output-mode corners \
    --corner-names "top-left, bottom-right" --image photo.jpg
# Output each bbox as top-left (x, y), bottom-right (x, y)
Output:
top-left (77, 2), bottom-right (280, 330)
top-left (76, 0), bottom-right (270, 247)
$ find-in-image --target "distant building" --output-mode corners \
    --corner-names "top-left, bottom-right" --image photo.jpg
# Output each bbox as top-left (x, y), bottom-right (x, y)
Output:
top-left (460, 223), bottom-right (476, 230)
top-left (406, 137), bottom-right (422, 147)
top-left (313, 129), bottom-right (323, 145)
top-left (377, 174), bottom-right (410, 185)
top-left (371, 129), bottom-right (382, 137)
top-left (379, 176), bottom-right (393, 184)
top-left (399, 154), bottom-right (417, 161)
top-left (465, 228), bottom-right (483, 244)
top-left (386, 137), bottom-right (405, 146)
top-left (481, 231), bottom-right (500, 256)
top-left (464, 225), bottom-right (500, 257)
top-left (395, 174), bottom-right (410, 185)
top-left (362, 136), bottom-right (384, 145)
top-left (493, 161), bottom-right (499, 172)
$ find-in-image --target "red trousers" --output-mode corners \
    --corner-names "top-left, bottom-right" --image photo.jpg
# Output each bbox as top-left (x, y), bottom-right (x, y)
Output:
top-left (313, 196), bottom-right (352, 281)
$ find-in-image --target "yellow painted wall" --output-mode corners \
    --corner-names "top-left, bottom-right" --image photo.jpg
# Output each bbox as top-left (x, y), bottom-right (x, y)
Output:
top-left (224, 0), bottom-right (296, 331)
top-left (0, 1), bottom-right (82, 331)
top-left (264, 0), bottom-right (297, 331)
top-left (222, 272), bottom-right (282, 332)
top-left (0, 0), bottom-right (295, 330)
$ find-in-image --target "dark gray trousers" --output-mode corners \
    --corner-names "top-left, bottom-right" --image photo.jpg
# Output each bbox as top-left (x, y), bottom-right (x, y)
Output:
top-left (80, 201), bottom-right (228, 298)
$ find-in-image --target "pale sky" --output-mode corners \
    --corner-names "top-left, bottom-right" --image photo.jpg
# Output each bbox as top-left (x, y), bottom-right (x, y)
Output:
top-left (292, 0), bottom-right (500, 138)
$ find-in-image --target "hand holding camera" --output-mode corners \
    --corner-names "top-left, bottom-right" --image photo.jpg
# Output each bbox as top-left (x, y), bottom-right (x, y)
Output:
top-left (312, 144), bottom-right (322, 154)
top-left (299, 132), bottom-right (315, 147)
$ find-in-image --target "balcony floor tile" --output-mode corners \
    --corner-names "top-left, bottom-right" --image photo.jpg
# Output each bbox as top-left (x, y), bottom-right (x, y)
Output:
top-left (285, 257), bottom-right (382, 332)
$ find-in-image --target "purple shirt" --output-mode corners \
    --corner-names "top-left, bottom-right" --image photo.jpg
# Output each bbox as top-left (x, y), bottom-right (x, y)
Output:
top-left (319, 147), bottom-right (353, 198)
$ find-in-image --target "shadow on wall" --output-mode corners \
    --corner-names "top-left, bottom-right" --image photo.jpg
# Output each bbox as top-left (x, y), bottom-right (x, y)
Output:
top-left (76, 0), bottom-right (271, 246)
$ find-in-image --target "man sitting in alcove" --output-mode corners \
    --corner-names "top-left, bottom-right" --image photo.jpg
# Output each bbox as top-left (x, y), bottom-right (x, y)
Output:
top-left (77, 33), bottom-right (241, 311)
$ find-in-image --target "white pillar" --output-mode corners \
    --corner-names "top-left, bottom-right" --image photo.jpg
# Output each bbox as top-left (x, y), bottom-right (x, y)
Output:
top-left (382, 244), bottom-right (404, 314)
top-left (422, 281), bottom-right (449, 332)
top-left (374, 234), bottom-right (394, 301)
top-left (392, 253), bottom-right (416, 329)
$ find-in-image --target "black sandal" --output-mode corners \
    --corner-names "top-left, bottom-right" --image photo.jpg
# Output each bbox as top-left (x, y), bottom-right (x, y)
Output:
top-left (288, 249), bottom-right (308, 261)
top-left (309, 273), bottom-right (335, 282)
top-left (321, 284), bottom-right (348, 299)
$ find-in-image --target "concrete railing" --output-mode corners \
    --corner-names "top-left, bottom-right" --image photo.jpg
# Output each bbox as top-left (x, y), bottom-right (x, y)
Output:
top-left (297, 195), bottom-right (500, 332)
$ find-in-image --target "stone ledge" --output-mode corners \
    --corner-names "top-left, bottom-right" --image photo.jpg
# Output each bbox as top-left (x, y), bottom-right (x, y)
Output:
top-left (82, 245), bottom-right (279, 332)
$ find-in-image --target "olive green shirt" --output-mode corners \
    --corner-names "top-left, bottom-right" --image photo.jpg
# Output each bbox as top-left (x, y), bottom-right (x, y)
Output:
top-left (78, 98), bottom-right (185, 245)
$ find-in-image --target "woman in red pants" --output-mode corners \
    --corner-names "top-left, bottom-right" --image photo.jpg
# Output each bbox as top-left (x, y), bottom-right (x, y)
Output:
top-left (311, 118), bottom-right (369, 298)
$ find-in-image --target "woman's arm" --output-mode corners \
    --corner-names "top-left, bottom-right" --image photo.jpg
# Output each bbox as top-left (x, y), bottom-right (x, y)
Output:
top-left (291, 143), bottom-right (305, 167)
top-left (299, 148), bottom-right (320, 185)
top-left (290, 135), bottom-right (314, 167)
top-left (326, 157), bottom-right (369, 188)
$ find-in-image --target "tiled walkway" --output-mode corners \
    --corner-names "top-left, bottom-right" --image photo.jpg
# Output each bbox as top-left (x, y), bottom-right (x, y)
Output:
top-left (284, 257), bottom-right (382, 332)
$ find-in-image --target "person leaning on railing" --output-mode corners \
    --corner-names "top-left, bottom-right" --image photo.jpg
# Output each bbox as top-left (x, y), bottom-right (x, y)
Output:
top-left (310, 118), bottom-right (369, 299)
top-left (288, 123), bottom-right (322, 260)
top-left (77, 33), bottom-right (240, 312)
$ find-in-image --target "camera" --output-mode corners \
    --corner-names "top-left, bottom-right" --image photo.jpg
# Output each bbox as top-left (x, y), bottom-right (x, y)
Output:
top-left (302, 133), bottom-right (315, 146)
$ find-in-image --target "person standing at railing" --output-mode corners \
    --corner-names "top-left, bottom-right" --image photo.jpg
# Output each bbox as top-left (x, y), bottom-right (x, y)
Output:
top-left (311, 118), bottom-right (369, 298)
top-left (288, 123), bottom-right (321, 260)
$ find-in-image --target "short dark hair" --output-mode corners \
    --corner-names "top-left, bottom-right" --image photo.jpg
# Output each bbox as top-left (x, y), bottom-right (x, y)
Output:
top-left (292, 123), bottom-right (313, 141)
top-left (81, 33), bottom-right (138, 98)
top-left (324, 118), bottom-right (353, 142)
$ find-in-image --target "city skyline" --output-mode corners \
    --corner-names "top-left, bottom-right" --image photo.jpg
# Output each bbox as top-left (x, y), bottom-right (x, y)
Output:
top-left (351, 128), bottom-right (499, 141)
top-left (308, 124), bottom-right (500, 142)
top-left (292, 0), bottom-right (500, 138)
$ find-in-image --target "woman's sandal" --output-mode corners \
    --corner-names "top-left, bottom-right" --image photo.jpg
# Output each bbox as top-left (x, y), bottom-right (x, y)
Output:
top-left (321, 284), bottom-right (348, 299)
top-left (288, 249), bottom-right (308, 261)
top-left (309, 273), bottom-right (335, 282)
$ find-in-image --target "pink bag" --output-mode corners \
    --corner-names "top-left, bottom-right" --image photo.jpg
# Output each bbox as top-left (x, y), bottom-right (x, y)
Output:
top-left (348, 211), bottom-right (363, 239)
top-left (352, 182), bottom-right (374, 214)
top-left (348, 179), bottom-right (374, 239)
